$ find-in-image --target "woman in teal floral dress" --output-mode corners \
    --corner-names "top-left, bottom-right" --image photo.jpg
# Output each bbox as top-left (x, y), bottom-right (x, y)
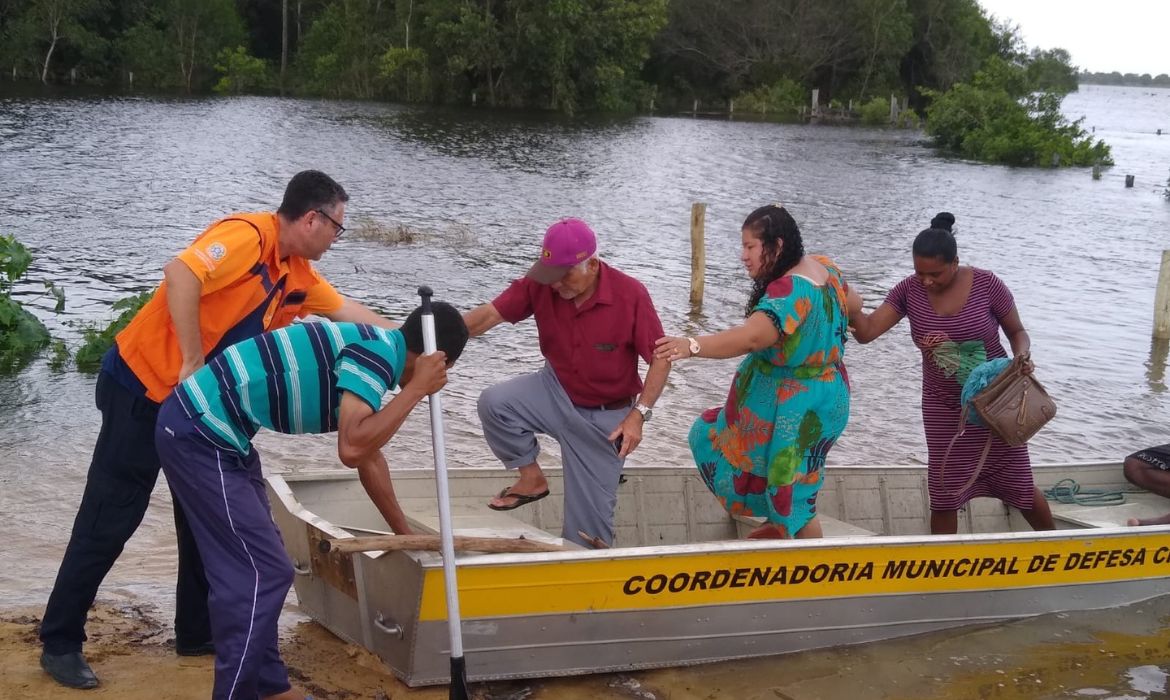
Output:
top-left (656, 205), bottom-right (853, 539)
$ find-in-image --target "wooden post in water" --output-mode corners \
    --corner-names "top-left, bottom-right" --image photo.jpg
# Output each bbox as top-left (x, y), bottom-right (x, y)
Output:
top-left (1092, 163), bottom-right (1102, 180)
top-left (689, 203), bottom-right (706, 306)
top-left (811, 89), bottom-right (819, 116)
top-left (728, 99), bottom-right (734, 118)
top-left (692, 99), bottom-right (698, 117)
top-left (1155, 250), bottom-right (1170, 340)
top-left (1126, 175), bottom-right (1135, 188)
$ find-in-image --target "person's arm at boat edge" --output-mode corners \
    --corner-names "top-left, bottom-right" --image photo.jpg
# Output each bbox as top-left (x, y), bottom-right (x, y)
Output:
top-left (336, 351), bottom-right (449, 534)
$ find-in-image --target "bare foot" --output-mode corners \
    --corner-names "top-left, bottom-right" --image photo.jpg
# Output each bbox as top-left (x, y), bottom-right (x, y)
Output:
top-left (1128, 512), bottom-right (1170, 526)
top-left (747, 524), bottom-right (789, 539)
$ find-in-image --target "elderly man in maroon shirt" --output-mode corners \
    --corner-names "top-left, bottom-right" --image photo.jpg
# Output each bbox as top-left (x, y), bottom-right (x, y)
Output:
top-left (463, 218), bottom-right (671, 547)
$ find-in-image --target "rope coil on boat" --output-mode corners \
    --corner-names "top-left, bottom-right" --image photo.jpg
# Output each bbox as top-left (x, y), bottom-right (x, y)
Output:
top-left (1042, 478), bottom-right (1126, 506)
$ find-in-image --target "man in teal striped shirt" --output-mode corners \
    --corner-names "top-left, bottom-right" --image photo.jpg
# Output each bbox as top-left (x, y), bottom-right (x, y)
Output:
top-left (155, 303), bottom-right (467, 700)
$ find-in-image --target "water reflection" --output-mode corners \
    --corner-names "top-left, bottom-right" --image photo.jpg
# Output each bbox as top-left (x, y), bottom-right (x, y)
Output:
top-left (366, 106), bottom-right (650, 178)
top-left (1147, 339), bottom-right (1169, 391)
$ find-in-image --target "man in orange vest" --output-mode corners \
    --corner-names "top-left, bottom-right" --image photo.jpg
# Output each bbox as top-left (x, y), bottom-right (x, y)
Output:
top-left (39, 170), bottom-right (393, 691)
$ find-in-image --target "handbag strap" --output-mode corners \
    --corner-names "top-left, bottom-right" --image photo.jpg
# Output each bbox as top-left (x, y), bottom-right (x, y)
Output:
top-left (941, 354), bottom-right (1034, 500)
top-left (941, 404), bottom-right (994, 498)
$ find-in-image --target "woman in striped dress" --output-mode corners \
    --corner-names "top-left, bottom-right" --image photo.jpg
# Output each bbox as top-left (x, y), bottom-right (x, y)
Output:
top-left (847, 214), bottom-right (1054, 534)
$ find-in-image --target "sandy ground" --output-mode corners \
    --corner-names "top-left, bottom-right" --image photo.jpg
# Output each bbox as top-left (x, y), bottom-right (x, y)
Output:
top-left (0, 604), bottom-right (455, 700)
top-left (5, 598), bottom-right (1170, 700)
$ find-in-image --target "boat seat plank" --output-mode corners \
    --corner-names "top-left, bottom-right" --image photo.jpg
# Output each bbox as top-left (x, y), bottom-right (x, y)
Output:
top-left (733, 513), bottom-right (878, 538)
top-left (1048, 492), bottom-right (1165, 528)
top-left (397, 497), bottom-right (583, 549)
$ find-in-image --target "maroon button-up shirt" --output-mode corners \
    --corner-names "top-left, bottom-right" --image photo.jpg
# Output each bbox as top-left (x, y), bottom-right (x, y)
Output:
top-left (491, 262), bottom-right (664, 407)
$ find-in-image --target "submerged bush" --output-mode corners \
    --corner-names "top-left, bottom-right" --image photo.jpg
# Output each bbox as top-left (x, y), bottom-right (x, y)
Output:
top-left (925, 58), bottom-right (1112, 167)
top-left (0, 236), bottom-right (57, 374)
top-left (75, 292), bottom-right (152, 373)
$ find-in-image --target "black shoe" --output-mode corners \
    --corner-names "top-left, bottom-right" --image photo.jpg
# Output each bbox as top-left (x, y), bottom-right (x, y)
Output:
top-left (175, 641), bottom-right (215, 657)
top-left (40, 650), bottom-right (99, 689)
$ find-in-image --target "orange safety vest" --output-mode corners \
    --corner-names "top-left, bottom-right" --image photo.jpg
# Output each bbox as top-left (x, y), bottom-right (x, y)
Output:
top-left (114, 213), bottom-right (342, 403)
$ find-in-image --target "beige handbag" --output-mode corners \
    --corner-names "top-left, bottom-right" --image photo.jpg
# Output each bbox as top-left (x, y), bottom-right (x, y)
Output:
top-left (968, 355), bottom-right (1057, 446)
top-left (942, 354), bottom-right (1057, 491)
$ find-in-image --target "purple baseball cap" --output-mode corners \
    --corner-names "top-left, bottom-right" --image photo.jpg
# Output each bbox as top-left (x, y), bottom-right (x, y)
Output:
top-left (526, 218), bottom-right (597, 284)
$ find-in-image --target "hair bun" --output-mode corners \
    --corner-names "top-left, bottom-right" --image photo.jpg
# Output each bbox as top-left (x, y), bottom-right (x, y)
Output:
top-left (930, 211), bottom-right (956, 232)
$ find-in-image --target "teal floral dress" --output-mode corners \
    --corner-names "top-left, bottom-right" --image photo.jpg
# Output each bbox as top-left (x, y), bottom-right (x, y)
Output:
top-left (689, 257), bottom-right (852, 535)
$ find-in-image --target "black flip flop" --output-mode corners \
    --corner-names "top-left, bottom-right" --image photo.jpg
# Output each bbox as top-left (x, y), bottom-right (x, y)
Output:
top-left (487, 487), bottom-right (550, 511)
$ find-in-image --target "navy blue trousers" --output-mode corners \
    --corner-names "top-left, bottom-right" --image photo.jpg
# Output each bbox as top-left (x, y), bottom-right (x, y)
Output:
top-left (40, 371), bottom-right (211, 655)
top-left (156, 398), bottom-right (294, 700)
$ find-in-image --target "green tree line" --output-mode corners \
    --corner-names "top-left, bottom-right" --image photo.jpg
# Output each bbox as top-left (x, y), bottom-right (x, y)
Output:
top-left (0, 0), bottom-right (1075, 113)
top-left (1079, 71), bottom-right (1170, 88)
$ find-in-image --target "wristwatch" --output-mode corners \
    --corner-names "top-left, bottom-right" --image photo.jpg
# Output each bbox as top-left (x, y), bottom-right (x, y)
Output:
top-left (687, 337), bottom-right (701, 357)
top-left (634, 403), bottom-right (653, 421)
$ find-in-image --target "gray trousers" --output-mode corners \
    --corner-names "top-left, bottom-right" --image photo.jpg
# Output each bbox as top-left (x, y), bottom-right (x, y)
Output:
top-left (477, 365), bottom-right (628, 547)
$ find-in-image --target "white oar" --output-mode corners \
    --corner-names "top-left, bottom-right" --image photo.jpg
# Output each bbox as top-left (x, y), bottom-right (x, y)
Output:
top-left (417, 285), bottom-right (471, 700)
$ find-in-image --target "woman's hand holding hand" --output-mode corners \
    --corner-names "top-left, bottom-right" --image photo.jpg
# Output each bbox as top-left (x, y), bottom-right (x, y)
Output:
top-left (654, 336), bottom-right (692, 362)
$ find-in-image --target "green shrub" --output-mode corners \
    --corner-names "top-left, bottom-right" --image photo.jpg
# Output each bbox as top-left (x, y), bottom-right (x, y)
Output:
top-left (859, 96), bottom-right (890, 125)
top-left (379, 46), bottom-right (431, 102)
top-left (0, 236), bottom-right (54, 374)
top-left (733, 78), bottom-right (805, 117)
top-left (75, 292), bottom-right (152, 373)
top-left (214, 46), bottom-right (271, 95)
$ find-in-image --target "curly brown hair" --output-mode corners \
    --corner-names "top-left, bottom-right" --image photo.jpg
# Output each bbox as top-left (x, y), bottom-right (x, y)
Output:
top-left (743, 205), bottom-right (805, 315)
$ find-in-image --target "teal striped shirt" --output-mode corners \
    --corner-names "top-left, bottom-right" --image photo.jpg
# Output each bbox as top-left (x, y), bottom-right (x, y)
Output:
top-left (175, 321), bottom-right (406, 454)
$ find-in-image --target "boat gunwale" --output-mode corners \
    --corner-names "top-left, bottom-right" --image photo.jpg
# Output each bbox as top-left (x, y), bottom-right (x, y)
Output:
top-left (266, 462), bottom-right (1170, 569)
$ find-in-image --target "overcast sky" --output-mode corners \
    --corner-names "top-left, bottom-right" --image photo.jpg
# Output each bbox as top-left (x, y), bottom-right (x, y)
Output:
top-left (977, 0), bottom-right (1170, 76)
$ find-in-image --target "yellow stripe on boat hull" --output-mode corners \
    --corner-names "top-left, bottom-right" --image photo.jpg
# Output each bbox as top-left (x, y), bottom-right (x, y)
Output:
top-left (420, 533), bottom-right (1170, 620)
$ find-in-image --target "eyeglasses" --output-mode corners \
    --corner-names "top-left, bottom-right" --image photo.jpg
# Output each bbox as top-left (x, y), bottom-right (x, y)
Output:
top-left (316, 208), bottom-right (346, 239)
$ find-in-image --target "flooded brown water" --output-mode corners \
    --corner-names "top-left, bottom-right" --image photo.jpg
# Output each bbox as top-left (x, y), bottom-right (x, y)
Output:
top-left (1, 84), bottom-right (1168, 697)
